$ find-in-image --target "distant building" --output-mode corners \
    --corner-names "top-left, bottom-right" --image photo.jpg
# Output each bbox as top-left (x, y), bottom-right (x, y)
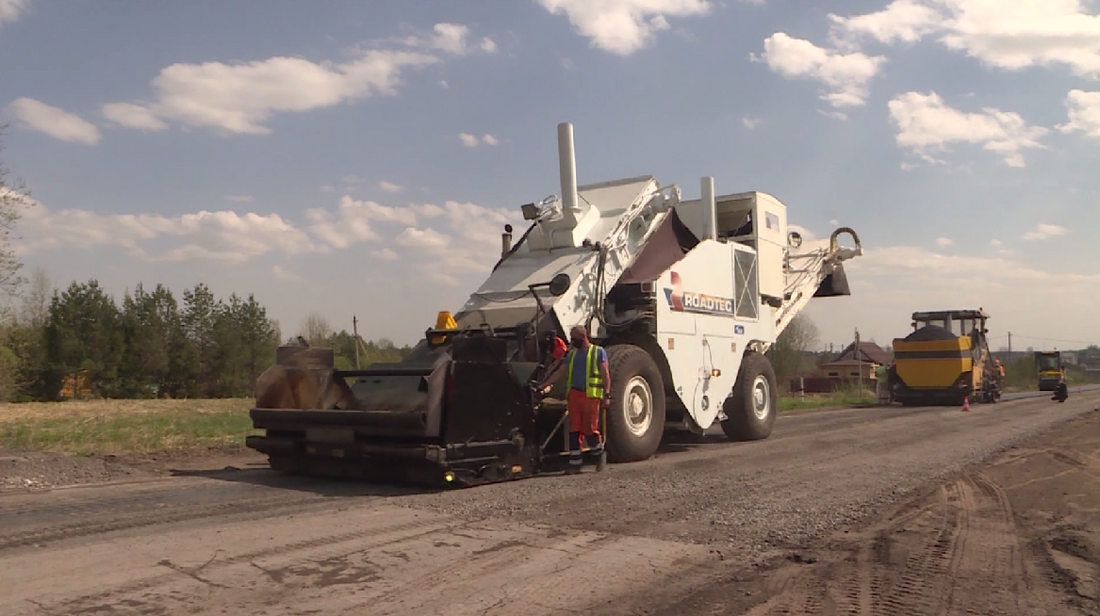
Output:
top-left (819, 341), bottom-right (893, 381)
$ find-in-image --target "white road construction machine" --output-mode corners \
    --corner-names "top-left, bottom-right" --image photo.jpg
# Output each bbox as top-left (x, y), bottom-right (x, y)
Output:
top-left (246, 123), bottom-right (864, 488)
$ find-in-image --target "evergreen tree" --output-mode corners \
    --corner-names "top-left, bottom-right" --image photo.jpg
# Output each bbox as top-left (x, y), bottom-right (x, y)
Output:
top-left (42, 280), bottom-right (125, 399)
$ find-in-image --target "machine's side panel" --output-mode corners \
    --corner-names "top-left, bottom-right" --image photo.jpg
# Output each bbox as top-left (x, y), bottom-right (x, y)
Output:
top-left (653, 240), bottom-right (750, 430)
top-left (754, 194), bottom-right (787, 301)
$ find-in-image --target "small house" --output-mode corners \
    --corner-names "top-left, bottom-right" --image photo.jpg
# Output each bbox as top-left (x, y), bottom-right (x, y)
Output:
top-left (819, 341), bottom-right (893, 382)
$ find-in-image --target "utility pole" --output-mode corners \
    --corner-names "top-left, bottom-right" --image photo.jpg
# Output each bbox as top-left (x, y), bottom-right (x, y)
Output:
top-left (855, 328), bottom-right (863, 397)
top-left (1008, 332), bottom-right (1012, 353)
top-left (352, 315), bottom-right (361, 369)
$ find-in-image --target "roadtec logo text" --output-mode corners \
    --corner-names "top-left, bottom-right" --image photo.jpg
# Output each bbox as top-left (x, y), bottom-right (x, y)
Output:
top-left (663, 271), bottom-right (735, 317)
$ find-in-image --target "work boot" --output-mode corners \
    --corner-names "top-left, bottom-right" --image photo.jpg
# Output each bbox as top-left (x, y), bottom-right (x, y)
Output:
top-left (566, 450), bottom-right (583, 473)
top-left (584, 434), bottom-right (604, 455)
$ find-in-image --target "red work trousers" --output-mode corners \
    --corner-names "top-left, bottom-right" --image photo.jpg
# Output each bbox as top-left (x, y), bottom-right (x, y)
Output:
top-left (567, 388), bottom-right (602, 440)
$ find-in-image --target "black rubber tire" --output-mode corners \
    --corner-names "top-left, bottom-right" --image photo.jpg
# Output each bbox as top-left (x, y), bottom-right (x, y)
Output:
top-left (604, 344), bottom-right (666, 463)
top-left (721, 352), bottom-right (778, 441)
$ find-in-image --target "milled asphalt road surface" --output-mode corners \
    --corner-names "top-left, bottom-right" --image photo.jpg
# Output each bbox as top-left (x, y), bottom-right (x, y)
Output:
top-left (1, 390), bottom-right (1098, 616)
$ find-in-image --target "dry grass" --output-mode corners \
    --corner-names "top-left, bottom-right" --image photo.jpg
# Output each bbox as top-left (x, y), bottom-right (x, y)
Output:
top-left (0, 398), bottom-right (253, 424)
top-left (779, 388), bottom-right (876, 413)
top-left (0, 398), bottom-right (257, 456)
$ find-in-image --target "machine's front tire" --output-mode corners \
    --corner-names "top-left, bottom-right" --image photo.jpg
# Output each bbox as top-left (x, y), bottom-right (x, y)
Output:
top-left (721, 352), bottom-right (778, 441)
top-left (605, 344), bottom-right (666, 463)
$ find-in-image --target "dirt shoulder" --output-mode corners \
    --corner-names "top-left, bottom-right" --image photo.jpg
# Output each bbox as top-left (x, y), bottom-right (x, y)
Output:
top-left (0, 446), bottom-right (269, 492)
top-left (663, 406), bottom-right (1100, 615)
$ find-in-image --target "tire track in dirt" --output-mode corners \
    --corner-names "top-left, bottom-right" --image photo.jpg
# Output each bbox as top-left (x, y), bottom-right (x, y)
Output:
top-left (10, 507), bottom-right (711, 616)
top-left (731, 472), bottom-right (1036, 616)
top-left (8, 512), bottom-right (460, 614)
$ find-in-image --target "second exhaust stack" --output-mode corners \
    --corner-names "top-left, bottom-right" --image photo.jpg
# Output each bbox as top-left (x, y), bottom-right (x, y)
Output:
top-left (558, 122), bottom-right (582, 226)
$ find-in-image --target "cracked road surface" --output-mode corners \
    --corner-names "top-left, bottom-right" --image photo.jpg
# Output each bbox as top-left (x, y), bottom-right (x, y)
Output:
top-left (1, 391), bottom-right (1098, 615)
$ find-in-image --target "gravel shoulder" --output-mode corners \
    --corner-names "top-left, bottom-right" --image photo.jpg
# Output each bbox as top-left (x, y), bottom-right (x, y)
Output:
top-left (660, 396), bottom-right (1100, 615)
top-left (0, 392), bottom-right (1096, 615)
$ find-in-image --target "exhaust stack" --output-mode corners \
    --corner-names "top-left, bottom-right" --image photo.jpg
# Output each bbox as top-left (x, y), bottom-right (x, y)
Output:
top-left (557, 122), bottom-right (582, 226)
top-left (700, 176), bottom-right (717, 241)
top-left (501, 225), bottom-right (513, 257)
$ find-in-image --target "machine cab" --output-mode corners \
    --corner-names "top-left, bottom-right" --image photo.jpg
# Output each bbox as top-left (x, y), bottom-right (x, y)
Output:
top-left (911, 309), bottom-right (990, 345)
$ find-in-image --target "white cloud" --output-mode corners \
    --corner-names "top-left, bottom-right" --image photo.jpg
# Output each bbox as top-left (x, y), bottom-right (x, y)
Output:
top-left (14, 190), bottom-right (523, 288)
top-left (829, 1), bottom-right (1100, 79)
top-left (1059, 89), bottom-right (1100, 140)
top-left (424, 23), bottom-right (471, 55)
top-left (851, 245), bottom-right (1097, 284)
top-left (828, 0), bottom-right (943, 48)
top-left (379, 181), bottom-right (404, 193)
top-left (0, 0), bottom-right (29, 28)
top-left (100, 102), bottom-right (168, 131)
top-left (990, 238), bottom-right (1002, 246)
top-left (99, 22), bottom-right (495, 137)
top-left (742, 116), bottom-right (762, 129)
top-left (846, 245), bottom-right (1100, 307)
top-left (936, 237), bottom-right (954, 246)
top-left (15, 196), bottom-right (318, 263)
top-left (225, 195), bottom-right (254, 203)
top-left (1023, 223), bottom-right (1068, 241)
top-left (300, 196), bottom-right (522, 282)
top-left (371, 247), bottom-right (399, 261)
top-left (5, 97), bottom-right (100, 144)
top-left (272, 265), bottom-right (303, 283)
top-left (787, 224), bottom-right (817, 241)
top-left (481, 37), bottom-right (498, 53)
top-left (537, 0), bottom-right (713, 56)
top-left (757, 33), bottom-right (886, 108)
top-left (103, 51), bottom-right (439, 136)
top-left (818, 109), bottom-right (849, 121)
top-left (0, 0), bottom-right (28, 28)
top-left (887, 91), bottom-right (1049, 167)
top-left (306, 196), bottom-right (418, 249)
top-left (395, 227), bottom-right (451, 250)
top-left (458, 132), bottom-right (498, 147)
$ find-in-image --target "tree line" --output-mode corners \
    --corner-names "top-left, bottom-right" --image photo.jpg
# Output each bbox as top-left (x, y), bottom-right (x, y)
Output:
top-left (0, 273), bottom-right (412, 402)
top-left (0, 126), bottom-right (412, 402)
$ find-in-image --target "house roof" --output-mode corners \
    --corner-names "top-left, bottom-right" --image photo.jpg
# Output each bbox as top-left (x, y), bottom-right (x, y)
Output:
top-left (829, 341), bottom-right (892, 365)
top-left (820, 360), bottom-right (880, 368)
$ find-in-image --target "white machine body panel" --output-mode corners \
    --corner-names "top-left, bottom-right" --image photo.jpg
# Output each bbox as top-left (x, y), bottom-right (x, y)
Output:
top-left (653, 238), bottom-right (776, 430)
top-left (455, 175), bottom-right (678, 334)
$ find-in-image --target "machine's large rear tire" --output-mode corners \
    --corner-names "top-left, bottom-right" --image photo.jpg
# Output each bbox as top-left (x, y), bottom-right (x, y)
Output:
top-left (605, 344), bottom-right (666, 463)
top-left (721, 352), bottom-right (778, 441)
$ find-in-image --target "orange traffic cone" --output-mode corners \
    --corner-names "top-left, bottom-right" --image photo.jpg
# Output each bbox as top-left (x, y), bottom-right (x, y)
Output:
top-left (962, 395), bottom-right (970, 412)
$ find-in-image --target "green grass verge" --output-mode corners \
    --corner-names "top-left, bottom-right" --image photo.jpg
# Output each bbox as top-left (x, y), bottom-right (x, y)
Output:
top-left (0, 398), bottom-right (258, 456)
top-left (779, 390), bottom-right (876, 412)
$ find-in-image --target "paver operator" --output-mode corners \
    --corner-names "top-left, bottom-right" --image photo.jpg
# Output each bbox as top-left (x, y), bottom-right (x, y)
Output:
top-left (538, 325), bottom-right (611, 469)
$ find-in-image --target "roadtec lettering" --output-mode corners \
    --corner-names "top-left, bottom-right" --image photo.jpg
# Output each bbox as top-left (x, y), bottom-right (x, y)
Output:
top-left (682, 292), bottom-right (733, 314)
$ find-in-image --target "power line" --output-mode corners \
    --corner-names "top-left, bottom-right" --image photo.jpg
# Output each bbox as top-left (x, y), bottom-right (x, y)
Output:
top-left (988, 333), bottom-right (1098, 347)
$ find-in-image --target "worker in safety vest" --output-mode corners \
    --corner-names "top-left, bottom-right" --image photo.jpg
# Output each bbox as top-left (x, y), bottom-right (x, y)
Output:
top-left (537, 325), bottom-right (611, 468)
top-left (875, 363), bottom-right (889, 404)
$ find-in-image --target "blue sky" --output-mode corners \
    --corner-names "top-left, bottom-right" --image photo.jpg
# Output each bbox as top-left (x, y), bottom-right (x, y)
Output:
top-left (1, 0), bottom-right (1098, 352)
